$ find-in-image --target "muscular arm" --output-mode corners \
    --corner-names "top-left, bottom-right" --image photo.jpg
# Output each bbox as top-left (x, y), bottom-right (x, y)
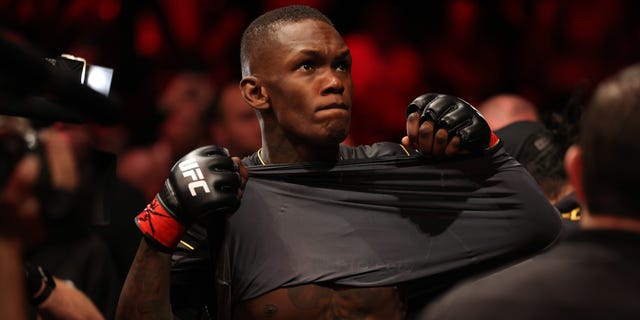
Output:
top-left (117, 146), bottom-right (245, 320)
top-left (115, 238), bottom-right (173, 320)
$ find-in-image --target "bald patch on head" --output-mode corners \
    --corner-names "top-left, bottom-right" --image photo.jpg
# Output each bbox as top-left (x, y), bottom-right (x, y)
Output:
top-left (478, 94), bottom-right (540, 130)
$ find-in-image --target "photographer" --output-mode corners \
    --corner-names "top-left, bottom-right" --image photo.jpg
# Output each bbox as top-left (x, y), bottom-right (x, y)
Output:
top-left (0, 116), bottom-right (104, 320)
top-left (1, 33), bottom-right (128, 318)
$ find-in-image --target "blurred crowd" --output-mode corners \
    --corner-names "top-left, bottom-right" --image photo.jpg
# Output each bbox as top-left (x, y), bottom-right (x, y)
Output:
top-left (2, 0), bottom-right (640, 319)
top-left (2, 0), bottom-right (639, 148)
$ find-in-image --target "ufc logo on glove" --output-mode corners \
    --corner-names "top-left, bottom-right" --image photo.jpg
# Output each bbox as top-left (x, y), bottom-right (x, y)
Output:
top-left (179, 158), bottom-right (211, 196)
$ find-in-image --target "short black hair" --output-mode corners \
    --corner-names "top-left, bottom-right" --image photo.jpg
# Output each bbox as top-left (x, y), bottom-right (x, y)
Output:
top-left (496, 120), bottom-right (569, 201)
top-left (580, 62), bottom-right (640, 218)
top-left (517, 128), bottom-right (568, 200)
top-left (240, 5), bottom-right (334, 77)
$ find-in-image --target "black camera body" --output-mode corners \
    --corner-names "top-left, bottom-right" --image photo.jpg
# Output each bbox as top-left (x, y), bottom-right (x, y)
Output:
top-left (45, 54), bottom-right (113, 97)
top-left (0, 47), bottom-right (117, 238)
top-left (1, 33), bottom-right (120, 125)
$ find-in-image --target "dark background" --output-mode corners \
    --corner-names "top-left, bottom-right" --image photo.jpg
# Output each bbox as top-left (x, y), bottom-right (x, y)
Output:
top-left (2, 0), bottom-right (639, 146)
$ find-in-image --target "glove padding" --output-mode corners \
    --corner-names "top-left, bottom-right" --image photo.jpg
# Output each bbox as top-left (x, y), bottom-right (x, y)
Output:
top-left (406, 93), bottom-right (492, 153)
top-left (135, 145), bottom-right (242, 251)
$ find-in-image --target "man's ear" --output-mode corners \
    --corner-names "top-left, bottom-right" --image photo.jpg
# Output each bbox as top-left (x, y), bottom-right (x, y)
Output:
top-left (240, 76), bottom-right (269, 111)
top-left (564, 145), bottom-right (585, 204)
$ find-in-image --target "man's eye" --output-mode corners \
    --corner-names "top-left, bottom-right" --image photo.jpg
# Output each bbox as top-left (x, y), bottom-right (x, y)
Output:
top-left (336, 62), bottom-right (350, 72)
top-left (299, 63), bottom-right (313, 71)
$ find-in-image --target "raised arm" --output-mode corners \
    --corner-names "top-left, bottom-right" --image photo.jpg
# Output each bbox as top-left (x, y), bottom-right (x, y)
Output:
top-left (116, 239), bottom-right (172, 320)
top-left (115, 145), bottom-right (246, 320)
top-left (403, 93), bottom-right (499, 158)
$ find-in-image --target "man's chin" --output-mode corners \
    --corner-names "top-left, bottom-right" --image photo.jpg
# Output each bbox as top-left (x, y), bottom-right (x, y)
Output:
top-left (325, 126), bottom-right (349, 145)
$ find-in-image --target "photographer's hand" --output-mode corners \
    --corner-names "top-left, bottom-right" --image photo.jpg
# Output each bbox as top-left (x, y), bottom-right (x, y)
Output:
top-left (37, 275), bottom-right (104, 320)
top-left (0, 154), bottom-right (40, 320)
top-left (1, 153), bottom-right (41, 243)
top-left (1, 121), bottom-right (102, 320)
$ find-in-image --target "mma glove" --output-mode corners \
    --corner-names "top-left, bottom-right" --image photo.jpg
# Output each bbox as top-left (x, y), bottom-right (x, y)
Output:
top-left (406, 93), bottom-right (499, 153)
top-left (135, 145), bottom-right (242, 252)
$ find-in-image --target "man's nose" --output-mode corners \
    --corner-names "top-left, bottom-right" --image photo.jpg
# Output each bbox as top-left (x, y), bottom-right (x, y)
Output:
top-left (322, 69), bottom-right (345, 95)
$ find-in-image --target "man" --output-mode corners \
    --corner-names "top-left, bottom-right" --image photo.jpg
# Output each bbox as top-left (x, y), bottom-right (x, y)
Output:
top-left (477, 94), bottom-right (544, 161)
top-left (116, 5), bottom-right (561, 320)
top-left (477, 94), bottom-right (540, 131)
top-left (419, 63), bottom-right (640, 320)
top-left (478, 94), bottom-right (580, 234)
top-left (0, 117), bottom-right (105, 320)
top-left (512, 124), bottom-right (580, 236)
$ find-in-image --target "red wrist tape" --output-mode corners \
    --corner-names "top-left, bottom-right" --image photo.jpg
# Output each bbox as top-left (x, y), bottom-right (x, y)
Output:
top-left (488, 132), bottom-right (500, 149)
top-left (135, 197), bottom-right (186, 250)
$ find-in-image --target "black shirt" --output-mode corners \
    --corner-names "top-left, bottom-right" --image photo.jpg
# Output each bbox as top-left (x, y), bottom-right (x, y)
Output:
top-left (172, 142), bottom-right (562, 319)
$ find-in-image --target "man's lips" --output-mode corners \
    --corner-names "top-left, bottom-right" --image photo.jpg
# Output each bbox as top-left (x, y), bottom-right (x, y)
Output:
top-left (318, 103), bottom-right (349, 111)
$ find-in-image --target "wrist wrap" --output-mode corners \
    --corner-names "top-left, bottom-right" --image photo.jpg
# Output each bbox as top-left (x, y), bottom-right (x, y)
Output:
top-left (135, 197), bottom-right (187, 251)
top-left (489, 132), bottom-right (500, 149)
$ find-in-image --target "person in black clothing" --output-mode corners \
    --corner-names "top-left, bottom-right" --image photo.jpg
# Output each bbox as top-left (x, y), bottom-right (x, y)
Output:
top-left (495, 120), bottom-right (580, 236)
top-left (420, 62), bottom-right (640, 320)
top-left (479, 93), bottom-right (580, 236)
top-left (116, 5), bottom-right (561, 320)
top-left (0, 117), bottom-right (106, 320)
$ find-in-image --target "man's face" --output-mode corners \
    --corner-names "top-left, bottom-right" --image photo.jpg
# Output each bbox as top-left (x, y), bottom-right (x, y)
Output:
top-left (255, 19), bottom-right (353, 146)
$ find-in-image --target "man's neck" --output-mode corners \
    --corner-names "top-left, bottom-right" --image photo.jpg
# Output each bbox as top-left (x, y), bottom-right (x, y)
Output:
top-left (259, 143), bottom-right (340, 164)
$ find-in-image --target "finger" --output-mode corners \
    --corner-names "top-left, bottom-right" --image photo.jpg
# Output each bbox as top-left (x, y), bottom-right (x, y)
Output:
top-left (439, 105), bottom-right (472, 133)
top-left (201, 144), bottom-right (231, 156)
top-left (444, 136), bottom-right (462, 157)
top-left (232, 157), bottom-right (248, 193)
top-left (400, 136), bottom-right (411, 149)
top-left (207, 153), bottom-right (238, 171)
top-left (417, 121), bottom-right (436, 155)
top-left (406, 93), bottom-right (439, 119)
top-left (457, 120), bottom-right (490, 152)
top-left (421, 96), bottom-right (457, 125)
top-left (406, 112), bottom-right (420, 148)
top-left (431, 128), bottom-right (449, 158)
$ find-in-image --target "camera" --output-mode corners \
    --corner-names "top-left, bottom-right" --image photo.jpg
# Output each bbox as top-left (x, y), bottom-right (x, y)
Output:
top-left (0, 33), bottom-right (120, 125)
top-left (45, 54), bottom-right (114, 97)
top-left (0, 45), bottom-right (117, 239)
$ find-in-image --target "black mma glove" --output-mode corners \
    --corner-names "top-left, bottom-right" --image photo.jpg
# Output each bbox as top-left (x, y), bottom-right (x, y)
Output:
top-left (406, 93), bottom-right (499, 152)
top-left (135, 145), bottom-right (242, 251)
